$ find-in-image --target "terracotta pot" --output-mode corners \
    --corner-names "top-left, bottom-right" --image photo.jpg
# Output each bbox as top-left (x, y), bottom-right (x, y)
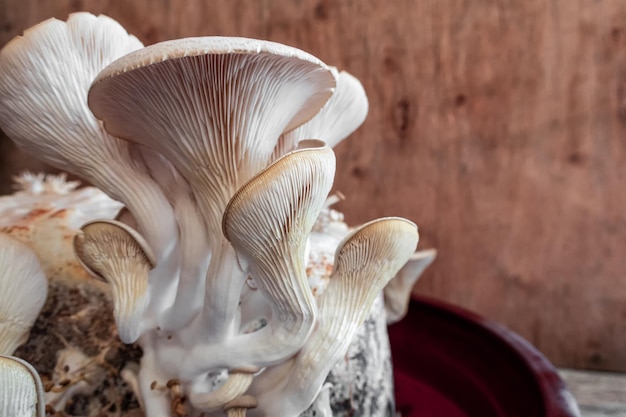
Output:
top-left (388, 296), bottom-right (580, 417)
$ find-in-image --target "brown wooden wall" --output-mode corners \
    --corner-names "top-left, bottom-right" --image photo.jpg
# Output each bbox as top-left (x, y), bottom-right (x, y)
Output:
top-left (1, 0), bottom-right (625, 371)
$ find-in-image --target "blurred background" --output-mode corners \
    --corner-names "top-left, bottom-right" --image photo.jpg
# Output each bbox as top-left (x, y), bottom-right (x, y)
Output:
top-left (1, 0), bottom-right (625, 372)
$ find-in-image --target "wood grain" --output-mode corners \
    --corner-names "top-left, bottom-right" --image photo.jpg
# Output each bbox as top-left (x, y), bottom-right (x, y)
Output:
top-left (1, 0), bottom-right (625, 371)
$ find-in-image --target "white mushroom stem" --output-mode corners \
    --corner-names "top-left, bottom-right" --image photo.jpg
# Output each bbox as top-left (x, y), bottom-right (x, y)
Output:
top-left (139, 148), bottom-right (210, 329)
top-left (384, 249), bottom-right (437, 324)
top-left (273, 68), bottom-right (369, 159)
top-left (250, 217), bottom-right (418, 417)
top-left (89, 36), bottom-right (336, 242)
top-left (0, 13), bottom-right (177, 260)
top-left (0, 355), bottom-right (46, 417)
top-left (0, 233), bottom-right (48, 355)
top-left (73, 219), bottom-right (155, 343)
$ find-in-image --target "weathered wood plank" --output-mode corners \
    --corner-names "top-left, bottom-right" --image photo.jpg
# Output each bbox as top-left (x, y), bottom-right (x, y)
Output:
top-left (1, 0), bottom-right (625, 371)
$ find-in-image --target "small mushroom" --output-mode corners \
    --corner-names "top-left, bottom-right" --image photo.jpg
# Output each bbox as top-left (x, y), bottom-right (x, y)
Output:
top-left (384, 248), bottom-right (437, 324)
top-left (250, 217), bottom-right (418, 417)
top-left (0, 233), bottom-right (48, 355)
top-left (73, 219), bottom-right (155, 343)
top-left (0, 355), bottom-right (46, 417)
top-left (221, 140), bottom-right (335, 364)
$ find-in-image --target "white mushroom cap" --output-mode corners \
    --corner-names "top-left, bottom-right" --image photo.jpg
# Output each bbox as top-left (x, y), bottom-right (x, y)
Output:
top-left (0, 12), bottom-right (141, 172)
top-left (250, 217), bottom-right (418, 416)
top-left (88, 36), bottom-right (336, 237)
top-left (274, 68), bottom-right (369, 158)
top-left (73, 219), bottom-right (155, 343)
top-left (0, 233), bottom-right (47, 355)
top-left (0, 13), bottom-right (176, 259)
top-left (384, 248), bottom-right (437, 324)
top-left (0, 355), bottom-right (46, 417)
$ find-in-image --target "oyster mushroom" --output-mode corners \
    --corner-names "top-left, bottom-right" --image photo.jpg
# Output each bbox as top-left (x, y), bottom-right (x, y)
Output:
top-left (73, 219), bottom-right (155, 343)
top-left (0, 12), bottom-right (177, 261)
top-left (0, 233), bottom-right (48, 355)
top-left (273, 68), bottom-right (369, 158)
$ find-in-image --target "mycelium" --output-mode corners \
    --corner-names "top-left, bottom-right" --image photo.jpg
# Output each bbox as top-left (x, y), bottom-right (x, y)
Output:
top-left (0, 12), bottom-right (436, 417)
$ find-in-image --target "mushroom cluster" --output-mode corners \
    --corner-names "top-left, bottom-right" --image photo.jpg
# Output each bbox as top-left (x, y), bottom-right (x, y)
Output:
top-left (0, 13), bottom-right (433, 417)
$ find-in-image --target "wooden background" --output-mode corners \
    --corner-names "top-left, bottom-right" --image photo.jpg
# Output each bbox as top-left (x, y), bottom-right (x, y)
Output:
top-left (1, 0), bottom-right (625, 371)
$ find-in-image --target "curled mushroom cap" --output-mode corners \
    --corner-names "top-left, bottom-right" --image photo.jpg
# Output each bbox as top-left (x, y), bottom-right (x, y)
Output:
top-left (88, 36), bottom-right (336, 236)
top-left (0, 233), bottom-right (48, 355)
top-left (73, 219), bottom-right (155, 343)
top-left (0, 355), bottom-right (46, 417)
top-left (384, 248), bottom-right (437, 324)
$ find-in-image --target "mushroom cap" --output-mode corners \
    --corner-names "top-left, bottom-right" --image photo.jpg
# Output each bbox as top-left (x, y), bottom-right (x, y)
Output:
top-left (0, 233), bottom-right (48, 355)
top-left (384, 248), bottom-right (437, 324)
top-left (274, 68), bottom-right (369, 158)
top-left (0, 12), bottom-right (143, 172)
top-left (88, 36), bottom-right (336, 236)
top-left (0, 355), bottom-right (46, 417)
top-left (73, 219), bottom-right (154, 343)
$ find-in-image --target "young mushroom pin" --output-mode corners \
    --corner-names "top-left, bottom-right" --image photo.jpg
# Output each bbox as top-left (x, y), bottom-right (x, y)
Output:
top-left (179, 140), bottom-right (336, 378)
